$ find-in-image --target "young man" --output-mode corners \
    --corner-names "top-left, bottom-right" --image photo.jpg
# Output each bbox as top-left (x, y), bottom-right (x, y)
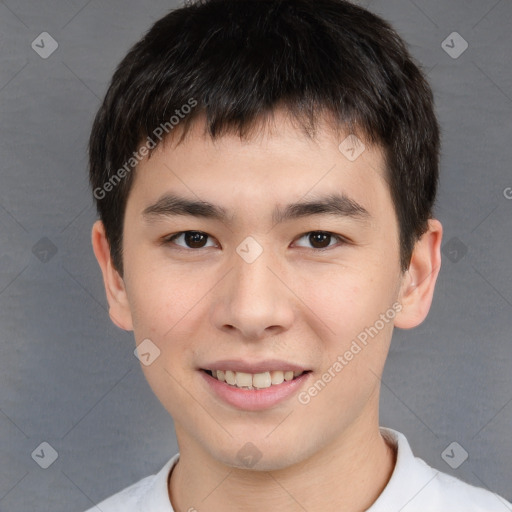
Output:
top-left (86, 0), bottom-right (512, 510)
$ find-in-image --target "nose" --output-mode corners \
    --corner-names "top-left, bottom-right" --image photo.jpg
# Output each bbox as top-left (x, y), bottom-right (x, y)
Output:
top-left (211, 243), bottom-right (295, 341)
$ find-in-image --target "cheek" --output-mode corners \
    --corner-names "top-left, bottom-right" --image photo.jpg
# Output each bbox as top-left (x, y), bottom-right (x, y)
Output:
top-left (305, 270), bottom-right (400, 396)
top-left (124, 248), bottom-right (196, 333)
top-left (297, 264), bottom-right (397, 339)
top-left (126, 264), bottom-right (212, 374)
top-left (301, 274), bottom-right (397, 417)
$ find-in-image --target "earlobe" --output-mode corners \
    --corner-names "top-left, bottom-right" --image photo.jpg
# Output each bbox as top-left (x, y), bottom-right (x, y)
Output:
top-left (394, 219), bottom-right (443, 329)
top-left (91, 220), bottom-right (134, 331)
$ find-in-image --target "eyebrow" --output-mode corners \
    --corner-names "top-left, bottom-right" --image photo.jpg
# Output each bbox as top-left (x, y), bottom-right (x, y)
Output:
top-left (142, 192), bottom-right (370, 225)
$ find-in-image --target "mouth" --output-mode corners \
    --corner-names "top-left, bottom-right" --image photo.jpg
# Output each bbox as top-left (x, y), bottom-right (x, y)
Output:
top-left (200, 364), bottom-right (313, 411)
top-left (201, 369), bottom-right (311, 390)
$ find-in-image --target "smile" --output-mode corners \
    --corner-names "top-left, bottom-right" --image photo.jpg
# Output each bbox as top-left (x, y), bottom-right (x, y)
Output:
top-left (204, 369), bottom-right (308, 389)
top-left (200, 361), bottom-right (313, 410)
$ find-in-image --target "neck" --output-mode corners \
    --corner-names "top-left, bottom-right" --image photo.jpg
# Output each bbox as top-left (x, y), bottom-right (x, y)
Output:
top-left (169, 416), bottom-right (396, 512)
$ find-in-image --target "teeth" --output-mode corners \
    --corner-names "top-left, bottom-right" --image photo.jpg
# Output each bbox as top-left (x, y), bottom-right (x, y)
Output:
top-left (236, 372), bottom-right (253, 388)
top-left (253, 372), bottom-right (272, 389)
top-left (210, 369), bottom-right (305, 388)
top-left (270, 370), bottom-right (284, 385)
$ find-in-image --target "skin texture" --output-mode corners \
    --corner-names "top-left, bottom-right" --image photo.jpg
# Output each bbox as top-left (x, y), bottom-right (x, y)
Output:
top-left (92, 110), bottom-right (442, 512)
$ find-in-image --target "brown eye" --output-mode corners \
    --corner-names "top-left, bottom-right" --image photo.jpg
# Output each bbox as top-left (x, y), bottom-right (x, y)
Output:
top-left (165, 231), bottom-right (216, 249)
top-left (308, 232), bottom-right (332, 249)
top-left (184, 231), bottom-right (208, 248)
top-left (294, 231), bottom-right (347, 250)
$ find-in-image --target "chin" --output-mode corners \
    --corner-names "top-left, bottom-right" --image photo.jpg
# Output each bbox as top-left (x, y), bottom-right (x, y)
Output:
top-left (211, 436), bottom-right (313, 472)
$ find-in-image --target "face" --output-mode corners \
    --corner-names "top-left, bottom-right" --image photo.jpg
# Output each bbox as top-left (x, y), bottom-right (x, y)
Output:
top-left (94, 110), bottom-right (440, 471)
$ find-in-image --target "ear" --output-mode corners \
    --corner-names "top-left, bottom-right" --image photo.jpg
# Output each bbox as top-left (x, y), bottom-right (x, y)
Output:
top-left (91, 220), bottom-right (133, 331)
top-left (394, 219), bottom-right (443, 329)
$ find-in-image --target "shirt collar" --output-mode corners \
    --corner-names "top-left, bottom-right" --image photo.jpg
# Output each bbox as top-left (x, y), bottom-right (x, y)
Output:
top-left (368, 427), bottom-right (439, 511)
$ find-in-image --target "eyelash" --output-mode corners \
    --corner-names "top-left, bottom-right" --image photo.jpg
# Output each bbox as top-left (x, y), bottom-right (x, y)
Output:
top-left (161, 231), bottom-right (349, 252)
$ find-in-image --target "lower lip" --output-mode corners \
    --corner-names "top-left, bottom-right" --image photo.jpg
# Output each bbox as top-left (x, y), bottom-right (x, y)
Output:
top-left (200, 370), bottom-right (311, 411)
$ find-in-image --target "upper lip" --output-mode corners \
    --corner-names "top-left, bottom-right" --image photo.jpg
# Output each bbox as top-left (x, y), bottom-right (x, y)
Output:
top-left (201, 359), bottom-right (310, 374)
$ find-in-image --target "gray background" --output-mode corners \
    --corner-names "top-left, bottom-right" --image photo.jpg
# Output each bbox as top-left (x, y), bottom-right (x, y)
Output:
top-left (0, 0), bottom-right (511, 510)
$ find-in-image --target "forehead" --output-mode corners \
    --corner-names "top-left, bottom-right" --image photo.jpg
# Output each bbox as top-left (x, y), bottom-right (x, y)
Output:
top-left (161, 109), bottom-right (383, 167)
top-left (129, 109), bottom-right (391, 220)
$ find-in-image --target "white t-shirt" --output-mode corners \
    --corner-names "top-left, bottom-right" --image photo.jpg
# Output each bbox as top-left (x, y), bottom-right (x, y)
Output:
top-left (85, 427), bottom-right (512, 512)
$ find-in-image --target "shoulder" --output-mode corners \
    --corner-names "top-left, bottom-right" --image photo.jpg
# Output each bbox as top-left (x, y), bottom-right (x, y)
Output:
top-left (83, 475), bottom-right (154, 511)
top-left (83, 454), bottom-right (179, 512)
top-left (371, 428), bottom-right (512, 512)
top-left (411, 456), bottom-right (511, 511)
